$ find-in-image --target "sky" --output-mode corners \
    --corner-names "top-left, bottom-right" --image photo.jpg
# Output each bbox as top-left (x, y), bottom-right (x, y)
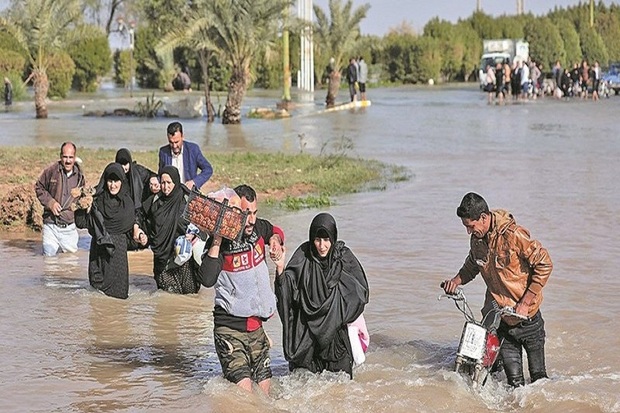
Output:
top-left (312, 0), bottom-right (619, 36)
top-left (0, 0), bottom-right (617, 38)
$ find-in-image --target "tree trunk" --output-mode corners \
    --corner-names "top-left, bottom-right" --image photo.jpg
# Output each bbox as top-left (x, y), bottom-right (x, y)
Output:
top-left (33, 69), bottom-right (49, 119)
top-left (325, 70), bottom-right (341, 108)
top-left (198, 50), bottom-right (215, 123)
top-left (222, 67), bottom-right (247, 125)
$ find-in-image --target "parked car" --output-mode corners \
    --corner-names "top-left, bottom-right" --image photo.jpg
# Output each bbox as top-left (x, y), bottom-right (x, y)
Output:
top-left (603, 63), bottom-right (620, 95)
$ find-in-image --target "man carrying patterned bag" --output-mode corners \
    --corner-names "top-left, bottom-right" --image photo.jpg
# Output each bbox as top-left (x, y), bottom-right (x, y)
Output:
top-left (196, 184), bottom-right (284, 395)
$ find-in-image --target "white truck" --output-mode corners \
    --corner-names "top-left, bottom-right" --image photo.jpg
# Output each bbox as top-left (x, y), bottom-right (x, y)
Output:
top-left (478, 39), bottom-right (529, 88)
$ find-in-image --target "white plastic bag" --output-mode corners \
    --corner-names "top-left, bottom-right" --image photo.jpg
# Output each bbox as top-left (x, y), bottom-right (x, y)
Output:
top-left (348, 313), bottom-right (370, 366)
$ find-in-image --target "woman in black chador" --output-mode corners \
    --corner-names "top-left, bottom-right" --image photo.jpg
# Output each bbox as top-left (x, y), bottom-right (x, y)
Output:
top-left (275, 213), bottom-right (369, 378)
top-left (139, 166), bottom-right (200, 294)
top-left (76, 163), bottom-right (136, 299)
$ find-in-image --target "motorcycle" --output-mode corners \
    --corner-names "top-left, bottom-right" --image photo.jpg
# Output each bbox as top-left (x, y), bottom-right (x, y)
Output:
top-left (438, 285), bottom-right (528, 388)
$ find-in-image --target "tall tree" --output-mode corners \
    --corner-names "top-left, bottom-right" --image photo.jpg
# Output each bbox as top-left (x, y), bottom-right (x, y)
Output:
top-left (0, 0), bottom-right (82, 118)
top-left (314, 0), bottom-right (370, 107)
top-left (524, 17), bottom-right (564, 71)
top-left (158, 0), bottom-right (292, 124)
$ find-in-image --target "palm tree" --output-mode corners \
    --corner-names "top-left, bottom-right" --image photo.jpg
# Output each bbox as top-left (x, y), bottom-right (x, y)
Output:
top-left (159, 0), bottom-right (292, 124)
top-left (0, 0), bottom-right (82, 118)
top-left (157, 12), bottom-right (219, 123)
top-left (314, 0), bottom-right (370, 107)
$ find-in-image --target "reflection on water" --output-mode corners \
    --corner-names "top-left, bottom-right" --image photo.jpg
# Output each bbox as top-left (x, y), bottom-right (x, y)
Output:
top-left (2, 86), bottom-right (620, 412)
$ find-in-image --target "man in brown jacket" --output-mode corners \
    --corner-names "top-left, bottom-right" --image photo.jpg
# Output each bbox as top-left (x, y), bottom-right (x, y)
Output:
top-left (35, 142), bottom-right (85, 256)
top-left (442, 192), bottom-right (552, 387)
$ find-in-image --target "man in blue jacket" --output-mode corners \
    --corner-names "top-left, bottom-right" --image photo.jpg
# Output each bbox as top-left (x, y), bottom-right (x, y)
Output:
top-left (158, 121), bottom-right (213, 191)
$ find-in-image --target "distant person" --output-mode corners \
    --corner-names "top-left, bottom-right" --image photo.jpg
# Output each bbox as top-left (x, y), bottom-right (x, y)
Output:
top-left (580, 59), bottom-right (590, 99)
top-left (502, 59), bottom-right (511, 97)
top-left (275, 212), bottom-right (369, 379)
top-left (346, 57), bottom-right (358, 102)
top-left (158, 121), bottom-right (213, 192)
top-left (484, 64), bottom-right (496, 104)
top-left (441, 192), bottom-right (552, 387)
top-left (357, 56), bottom-right (368, 101)
top-left (197, 184), bottom-right (285, 394)
top-left (4, 77), bottom-right (12, 107)
top-left (495, 62), bottom-right (505, 104)
top-left (177, 71), bottom-right (191, 92)
top-left (75, 163), bottom-right (140, 299)
top-left (35, 142), bottom-right (85, 256)
top-left (520, 60), bottom-right (530, 99)
top-left (591, 60), bottom-right (601, 101)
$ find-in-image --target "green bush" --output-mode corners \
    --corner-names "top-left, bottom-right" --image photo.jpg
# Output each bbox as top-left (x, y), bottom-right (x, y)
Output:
top-left (0, 49), bottom-right (26, 77)
top-left (0, 32), bottom-right (27, 57)
top-left (67, 31), bottom-right (112, 92)
top-left (47, 52), bottom-right (76, 99)
top-left (113, 49), bottom-right (131, 87)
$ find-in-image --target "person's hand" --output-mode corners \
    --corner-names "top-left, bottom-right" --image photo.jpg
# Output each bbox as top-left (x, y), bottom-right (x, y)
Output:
top-left (273, 245), bottom-right (286, 275)
top-left (514, 300), bottom-right (529, 319)
top-left (133, 226), bottom-right (148, 246)
top-left (51, 200), bottom-right (62, 216)
top-left (269, 238), bottom-right (283, 262)
top-left (184, 179), bottom-right (195, 190)
top-left (441, 279), bottom-right (460, 295)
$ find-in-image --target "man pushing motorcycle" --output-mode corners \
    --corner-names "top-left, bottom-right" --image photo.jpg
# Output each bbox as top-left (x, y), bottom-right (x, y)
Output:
top-left (442, 192), bottom-right (553, 387)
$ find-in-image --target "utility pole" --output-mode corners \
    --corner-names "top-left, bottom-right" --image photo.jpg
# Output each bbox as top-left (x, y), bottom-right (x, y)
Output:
top-left (298, 0), bottom-right (314, 93)
top-left (590, 0), bottom-right (594, 27)
top-left (117, 17), bottom-right (136, 97)
top-left (476, 0), bottom-right (481, 12)
top-left (516, 0), bottom-right (524, 15)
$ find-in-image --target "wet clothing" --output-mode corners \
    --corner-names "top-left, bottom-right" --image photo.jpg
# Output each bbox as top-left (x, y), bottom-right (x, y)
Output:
top-left (197, 215), bottom-right (283, 385)
top-left (213, 325), bottom-right (272, 384)
top-left (457, 209), bottom-right (552, 385)
top-left (498, 311), bottom-right (548, 386)
top-left (140, 166), bottom-right (200, 294)
top-left (35, 160), bottom-right (85, 256)
top-left (76, 163), bottom-right (135, 299)
top-left (275, 213), bottom-right (369, 378)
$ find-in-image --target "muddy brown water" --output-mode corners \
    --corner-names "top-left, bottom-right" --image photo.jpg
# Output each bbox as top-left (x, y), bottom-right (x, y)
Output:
top-left (1, 86), bottom-right (619, 412)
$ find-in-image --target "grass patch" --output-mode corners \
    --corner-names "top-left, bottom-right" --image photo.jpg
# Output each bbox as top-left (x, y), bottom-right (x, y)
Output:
top-left (0, 144), bottom-right (409, 217)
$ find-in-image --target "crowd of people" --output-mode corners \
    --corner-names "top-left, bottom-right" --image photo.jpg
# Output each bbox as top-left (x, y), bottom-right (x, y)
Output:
top-left (483, 57), bottom-right (604, 104)
top-left (34, 124), bottom-right (552, 394)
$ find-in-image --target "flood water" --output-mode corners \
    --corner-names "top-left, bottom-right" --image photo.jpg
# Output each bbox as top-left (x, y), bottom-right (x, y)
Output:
top-left (1, 86), bottom-right (619, 413)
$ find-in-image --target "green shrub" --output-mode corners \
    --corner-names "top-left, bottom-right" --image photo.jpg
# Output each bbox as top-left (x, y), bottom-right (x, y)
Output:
top-left (47, 52), bottom-right (76, 99)
top-left (67, 31), bottom-right (112, 92)
top-left (0, 49), bottom-right (26, 77)
top-left (0, 32), bottom-right (27, 56)
top-left (113, 49), bottom-right (131, 87)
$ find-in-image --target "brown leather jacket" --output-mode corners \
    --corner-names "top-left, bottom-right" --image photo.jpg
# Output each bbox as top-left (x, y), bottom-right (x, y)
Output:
top-left (35, 161), bottom-right (85, 225)
top-left (458, 209), bottom-right (552, 318)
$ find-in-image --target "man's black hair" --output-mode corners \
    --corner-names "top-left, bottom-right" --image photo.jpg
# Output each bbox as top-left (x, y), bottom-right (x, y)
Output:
top-left (456, 192), bottom-right (490, 220)
top-left (167, 121), bottom-right (183, 136)
top-left (234, 184), bottom-right (256, 202)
